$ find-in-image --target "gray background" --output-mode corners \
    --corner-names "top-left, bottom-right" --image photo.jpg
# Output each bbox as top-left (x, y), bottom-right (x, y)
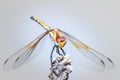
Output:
top-left (0, 0), bottom-right (120, 80)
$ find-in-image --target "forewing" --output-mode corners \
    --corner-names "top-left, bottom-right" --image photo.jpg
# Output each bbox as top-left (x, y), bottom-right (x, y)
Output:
top-left (58, 29), bottom-right (114, 71)
top-left (3, 31), bottom-right (50, 71)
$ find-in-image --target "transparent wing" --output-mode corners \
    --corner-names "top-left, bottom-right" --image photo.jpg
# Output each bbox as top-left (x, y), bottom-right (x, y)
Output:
top-left (58, 29), bottom-right (114, 71)
top-left (3, 31), bottom-right (50, 71)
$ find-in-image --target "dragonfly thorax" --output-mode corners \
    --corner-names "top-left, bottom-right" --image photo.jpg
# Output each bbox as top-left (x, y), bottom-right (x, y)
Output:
top-left (56, 36), bottom-right (66, 48)
top-left (49, 29), bottom-right (66, 48)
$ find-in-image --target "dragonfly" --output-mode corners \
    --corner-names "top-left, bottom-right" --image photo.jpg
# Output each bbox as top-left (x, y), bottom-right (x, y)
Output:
top-left (3, 16), bottom-right (114, 71)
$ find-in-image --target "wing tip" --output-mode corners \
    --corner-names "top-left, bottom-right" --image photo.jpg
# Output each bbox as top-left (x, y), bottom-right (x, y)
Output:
top-left (107, 58), bottom-right (114, 64)
top-left (107, 58), bottom-right (114, 68)
top-left (100, 59), bottom-right (105, 65)
top-left (4, 58), bottom-right (8, 65)
top-left (2, 59), bottom-right (10, 71)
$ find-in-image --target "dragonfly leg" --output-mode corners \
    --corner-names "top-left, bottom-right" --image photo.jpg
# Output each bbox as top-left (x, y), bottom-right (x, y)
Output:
top-left (60, 48), bottom-right (66, 55)
top-left (50, 45), bottom-right (56, 64)
top-left (56, 45), bottom-right (62, 55)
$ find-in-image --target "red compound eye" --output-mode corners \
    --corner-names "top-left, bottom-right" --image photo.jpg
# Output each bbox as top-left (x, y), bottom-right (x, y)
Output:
top-left (60, 36), bottom-right (66, 41)
top-left (56, 37), bottom-right (60, 43)
top-left (56, 36), bottom-right (66, 43)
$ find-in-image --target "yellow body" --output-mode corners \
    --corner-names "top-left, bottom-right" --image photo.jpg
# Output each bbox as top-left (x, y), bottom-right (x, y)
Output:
top-left (31, 16), bottom-right (66, 48)
top-left (50, 29), bottom-right (66, 48)
top-left (50, 29), bottom-right (61, 41)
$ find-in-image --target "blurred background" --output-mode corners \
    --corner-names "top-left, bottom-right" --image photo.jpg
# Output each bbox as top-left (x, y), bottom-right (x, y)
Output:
top-left (0, 0), bottom-right (120, 80)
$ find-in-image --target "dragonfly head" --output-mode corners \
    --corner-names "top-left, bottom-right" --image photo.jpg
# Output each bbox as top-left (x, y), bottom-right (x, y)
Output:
top-left (56, 36), bottom-right (66, 48)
